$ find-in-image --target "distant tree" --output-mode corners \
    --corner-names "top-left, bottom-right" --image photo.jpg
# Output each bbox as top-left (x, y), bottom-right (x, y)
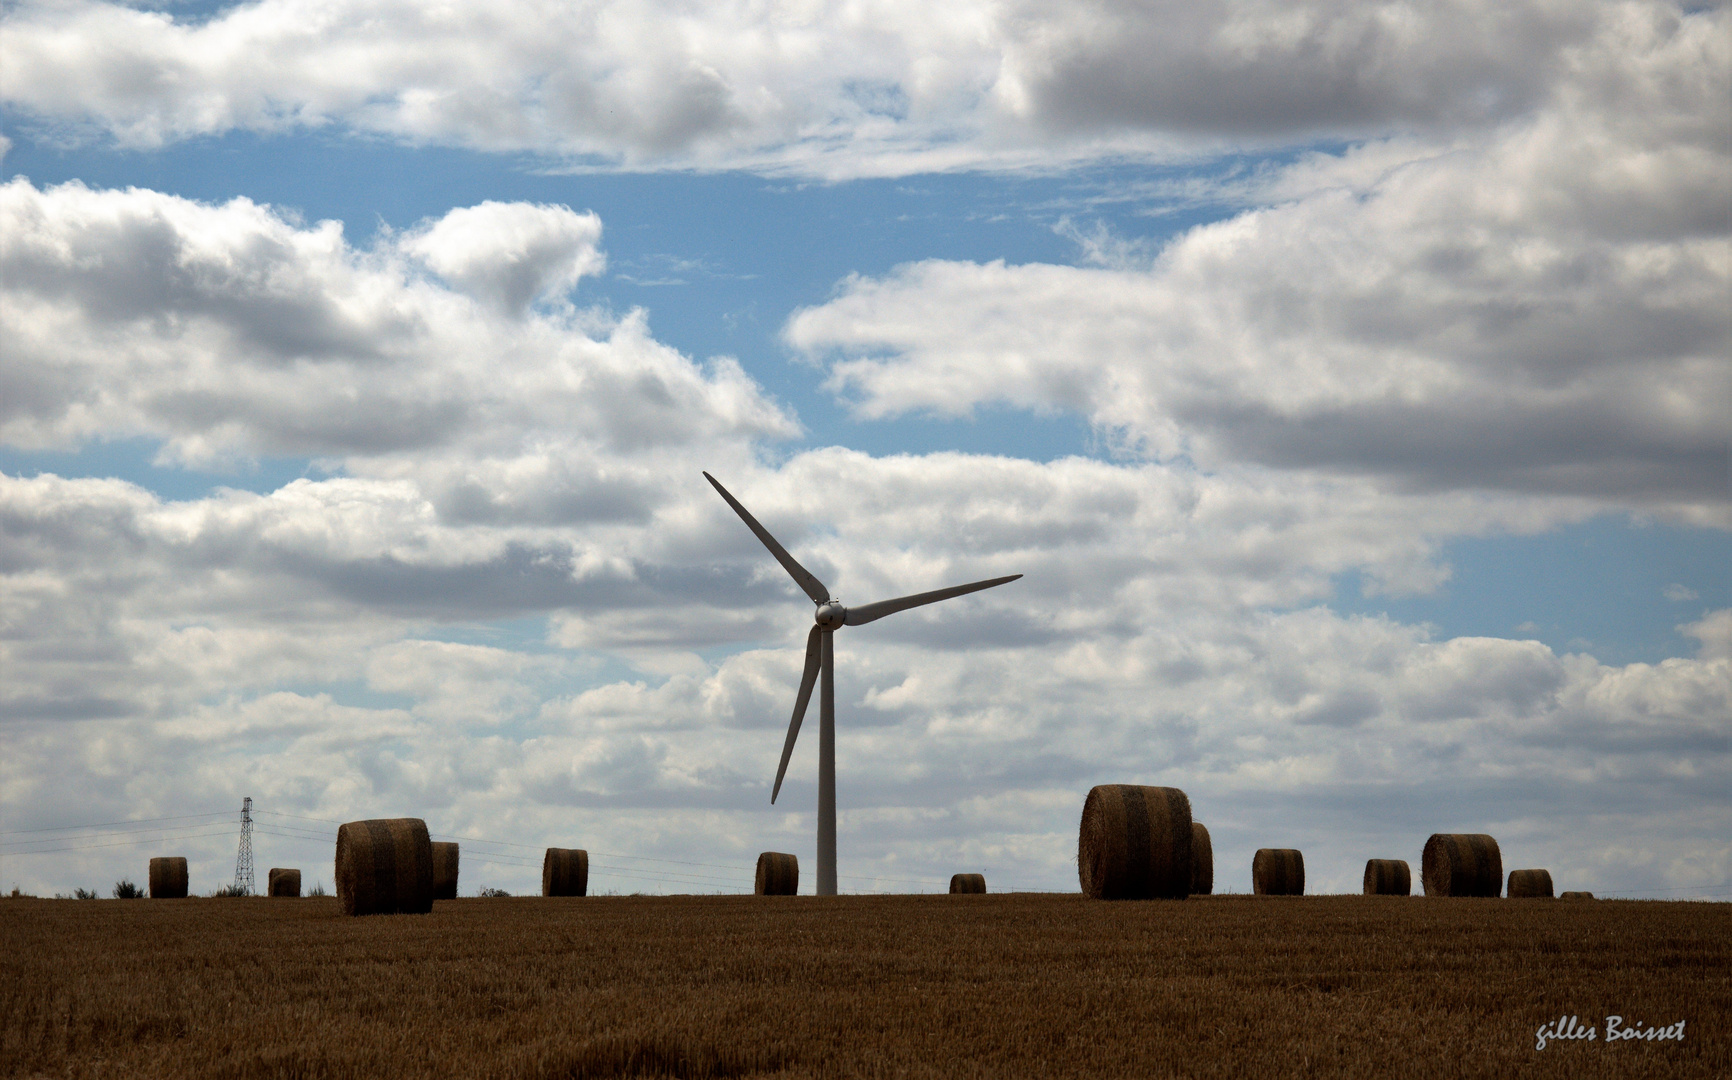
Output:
top-left (306, 881), bottom-right (328, 897)
top-left (112, 880), bottom-right (146, 899)
top-left (211, 883), bottom-right (249, 897)
top-left (478, 887), bottom-right (511, 897)
top-left (74, 887), bottom-right (99, 900)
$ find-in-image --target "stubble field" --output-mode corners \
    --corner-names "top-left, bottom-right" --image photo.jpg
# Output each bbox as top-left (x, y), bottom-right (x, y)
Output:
top-left (2, 893), bottom-right (1725, 1079)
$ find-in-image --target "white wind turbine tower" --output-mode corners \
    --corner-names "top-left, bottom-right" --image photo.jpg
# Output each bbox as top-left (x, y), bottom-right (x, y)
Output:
top-left (705, 472), bottom-right (1021, 896)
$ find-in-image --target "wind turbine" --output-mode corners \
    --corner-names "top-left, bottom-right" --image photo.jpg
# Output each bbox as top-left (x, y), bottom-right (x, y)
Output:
top-left (705, 472), bottom-right (1021, 896)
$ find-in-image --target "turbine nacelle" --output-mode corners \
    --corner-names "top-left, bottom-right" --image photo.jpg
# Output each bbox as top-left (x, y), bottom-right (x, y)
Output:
top-left (815, 601), bottom-right (847, 630)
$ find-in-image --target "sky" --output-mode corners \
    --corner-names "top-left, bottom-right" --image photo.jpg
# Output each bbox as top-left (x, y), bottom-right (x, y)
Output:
top-left (1, 0), bottom-right (1727, 900)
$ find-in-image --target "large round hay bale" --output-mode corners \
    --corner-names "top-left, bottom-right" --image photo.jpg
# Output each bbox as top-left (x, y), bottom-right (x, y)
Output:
top-left (335, 818), bottom-right (434, 916)
top-left (1363, 859), bottom-right (1411, 896)
top-left (1421, 833), bottom-right (1502, 897)
top-left (543, 848), bottom-right (589, 897)
top-left (1560, 891), bottom-right (1595, 900)
top-left (1507, 868), bottom-right (1554, 898)
top-left (148, 857), bottom-right (188, 899)
top-left (431, 842), bottom-right (460, 901)
top-left (755, 852), bottom-right (798, 896)
top-left (1077, 784), bottom-right (1192, 900)
top-left (1190, 823), bottom-right (1214, 895)
top-left (949, 873), bottom-right (986, 894)
top-left (1252, 848), bottom-right (1305, 895)
top-left (266, 868), bottom-right (301, 897)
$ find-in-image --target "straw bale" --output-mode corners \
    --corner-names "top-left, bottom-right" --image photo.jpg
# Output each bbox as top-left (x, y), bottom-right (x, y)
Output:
top-left (1559, 891), bottom-right (1595, 900)
top-left (266, 868), bottom-right (301, 897)
top-left (1252, 848), bottom-right (1305, 895)
top-left (148, 857), bottom-right (188, 899)
top-left (1077, 785), bottom-right (1193, 900)
top-left (1507, 868), bottom-right (1554, 898)
top-left (1421, 834), bottom-right (1502, 897)
top-left (432, 842), bottom-right (460, 900)
top-left (1190, 823), bottom-right (1214, 895)
top-left (948, 873), bottom-right (986, 894)
top-left (1362, 859), bottom-right (1411, 896)
top-left (335, 818), bottom-right (435, 916)
top-left (543, 848), bottom-right (589, 897)
top-left (755, 852), bottom-right (799, 896)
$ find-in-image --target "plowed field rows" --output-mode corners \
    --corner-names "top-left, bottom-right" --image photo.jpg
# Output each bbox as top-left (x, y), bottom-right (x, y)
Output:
top-left (2, 894), bottom-right (1725, 1078)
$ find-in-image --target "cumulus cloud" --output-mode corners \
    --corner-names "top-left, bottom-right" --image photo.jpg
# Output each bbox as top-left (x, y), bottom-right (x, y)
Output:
top-left (0, 179), bottom-right (796, 502)
top-left (3, 0), bottom-right (1726, 895)
top-left (5, 458), bottom-right (1726, 894)
top-left (787, 5), bottom-right (1731, 514)
top-left (1683, 609), bottom-right (1732, 663)
top-left (0, 0), bottom-right (1661, 174)
top-left (399, 200), bottom-right (605, 314)
top-left (6, 215), bottom-right (1718, 892)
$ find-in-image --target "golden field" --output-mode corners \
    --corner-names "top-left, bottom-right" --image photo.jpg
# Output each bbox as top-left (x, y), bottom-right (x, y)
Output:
top-left (2, 893), bottom-right (1725, 1078)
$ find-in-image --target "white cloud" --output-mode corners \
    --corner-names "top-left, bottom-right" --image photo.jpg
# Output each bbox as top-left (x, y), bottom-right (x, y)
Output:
top-left (6, 508), bottom-right (1726, 896)
top-left (786, 6), bottom-right (1730, 514)
top-left (0, 0), bottom-right (1677, 175)
top-left (1682, 609), bottom-right (1732, 663)
top-left (3, 0), bottom-right (1726, 905)
top-left (7, 441), bottom-right (1726, 895)
top-left (399, 200), bottom-right (605, 314)
top-left (0, 179), bottom-right (797, 495)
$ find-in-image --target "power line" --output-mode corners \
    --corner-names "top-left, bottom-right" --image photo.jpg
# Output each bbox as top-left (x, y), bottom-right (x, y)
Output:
top-left (1604, 881), bottom-right (1732, 897)
top-left (0, 812), bottom-right (233, 837)
top-left (252, 810), bottom-right (346, 825)
top-left (1, 827), bottom-right (238, 855)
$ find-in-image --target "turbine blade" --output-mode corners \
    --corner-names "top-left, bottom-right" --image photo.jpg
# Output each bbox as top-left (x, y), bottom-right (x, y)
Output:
top-left (844, 574), bottom-right (1023, 626)
top-left (772, 627), bottom-right (823, 803)
top-left (704, 472), bottom-right (830, 605)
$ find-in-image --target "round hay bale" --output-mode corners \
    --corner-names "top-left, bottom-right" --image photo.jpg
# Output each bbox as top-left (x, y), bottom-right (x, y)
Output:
top-left (266, 868), bottom-right (301, 897)
top-left (949, 873), bottom-right (986, 894)
top-left (1252, 848), bottom-right (1305, 895)
top-left (755, 852), bottom-right (798, 896)
top-left (1077, 784), bottom-right (1192, 900)
top-left (1421, 833), bottom-right (1502, 897)
top-left (1507, 868), bottom-right (1554, 898)
top-left (543, 848), bottom-right (589, 897)
top-left (1190, 822), bottom-right (1214, 895)
top-left (1560, 891), bottom-right (1595, 900)
top-left (1362, 858), bottom-right (1411, 896)
top-left (148, 857), bottom-right (188, 899)
top-left (431, 841), bottom-right (460, 901)
top-left (335, 818), bottom-right (434, 916)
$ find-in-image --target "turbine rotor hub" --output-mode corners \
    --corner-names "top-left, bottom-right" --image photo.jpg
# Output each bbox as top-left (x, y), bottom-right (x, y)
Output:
top-left (815, 601), bottom-right (846, 630)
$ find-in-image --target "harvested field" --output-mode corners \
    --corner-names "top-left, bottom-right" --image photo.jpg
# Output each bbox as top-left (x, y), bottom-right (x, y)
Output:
top-left (2, 894), bottom-right (1725, 1079)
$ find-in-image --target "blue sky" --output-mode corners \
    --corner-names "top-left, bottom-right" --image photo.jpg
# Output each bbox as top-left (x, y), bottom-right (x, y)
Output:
top-left (2, 0), bottom-right (1727, 900)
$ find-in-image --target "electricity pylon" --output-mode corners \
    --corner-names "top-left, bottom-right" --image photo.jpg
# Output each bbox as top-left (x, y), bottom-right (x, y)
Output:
top-left (233, 797), bottom-right (255, 895)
